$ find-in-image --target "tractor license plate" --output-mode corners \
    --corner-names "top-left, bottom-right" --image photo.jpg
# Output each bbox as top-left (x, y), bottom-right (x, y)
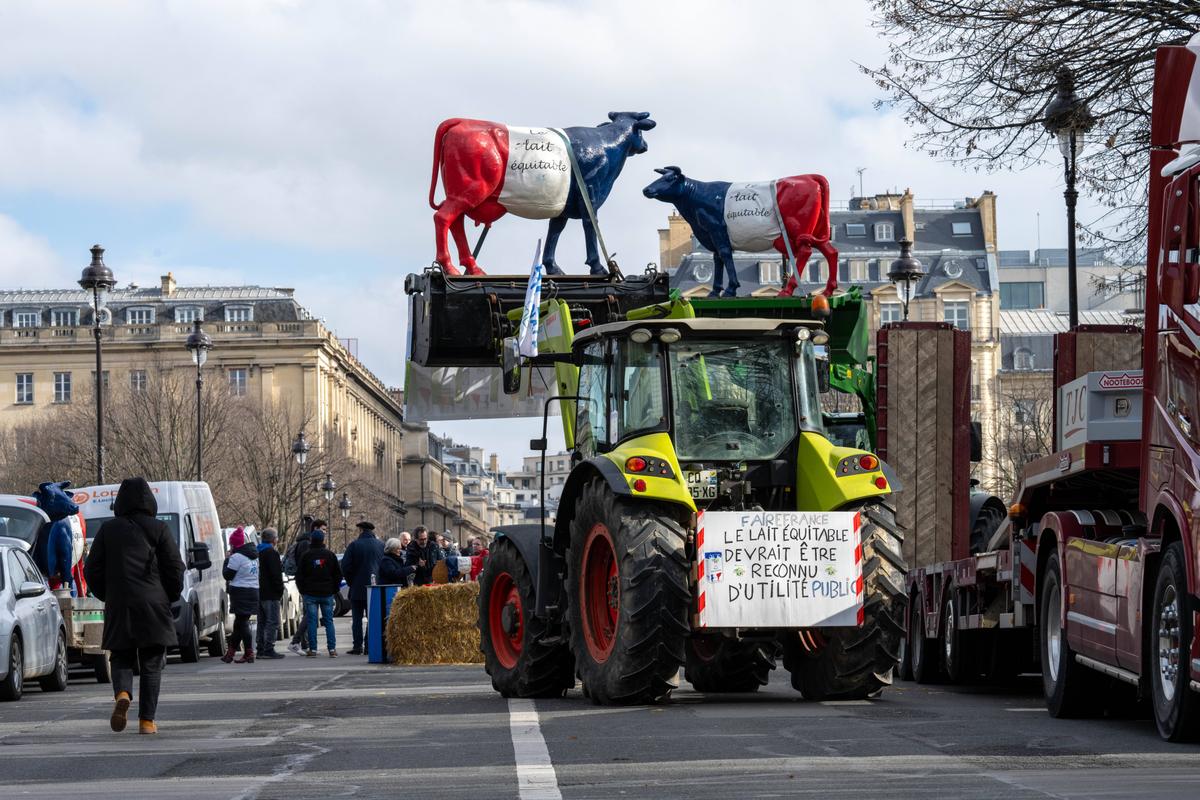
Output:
top-left (686, 470), bottom-right (718, 500)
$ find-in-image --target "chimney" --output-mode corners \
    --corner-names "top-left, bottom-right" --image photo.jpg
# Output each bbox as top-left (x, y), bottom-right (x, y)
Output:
top-left (900, 189), bottom-right (915, 243)
top-left (161, 272), bottom-right (176, 297)
top-left (489, 453), bottom-right (499, 475)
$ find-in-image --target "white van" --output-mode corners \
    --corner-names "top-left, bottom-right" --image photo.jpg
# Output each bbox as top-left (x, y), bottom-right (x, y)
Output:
top-left (74, 481), bottom-right (228, 662)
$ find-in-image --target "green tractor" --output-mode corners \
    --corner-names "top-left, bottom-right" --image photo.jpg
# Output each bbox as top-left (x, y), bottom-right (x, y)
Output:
top-left (457, 283), bottom-right (906, 704)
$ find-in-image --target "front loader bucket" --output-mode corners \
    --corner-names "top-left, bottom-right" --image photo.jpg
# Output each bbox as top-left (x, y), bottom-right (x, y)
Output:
top-left (405, 269), bottom-right (670, 367)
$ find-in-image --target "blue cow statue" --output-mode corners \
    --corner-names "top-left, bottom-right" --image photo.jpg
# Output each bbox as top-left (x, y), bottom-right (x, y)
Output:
top-left (429, 112), bottom-right (658, 276)
top-left (32, 480), bottom-right (78, 590)
top-left (643, 166), bottom-right (837, 297)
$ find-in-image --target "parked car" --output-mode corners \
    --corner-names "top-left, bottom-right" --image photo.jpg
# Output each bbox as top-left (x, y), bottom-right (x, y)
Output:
top-left (75, 482), bottom-right (225, 666)
top-left (0, 537), bottom-right (68, 700)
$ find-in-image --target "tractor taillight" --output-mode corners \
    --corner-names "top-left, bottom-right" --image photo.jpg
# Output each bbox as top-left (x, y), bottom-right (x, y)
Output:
top-left (626, 457), bottom-right (647, 473)
top-left (874, 477), bottom-right (888, 490)
top-left (859, 455), bottom-right (878, 471)
top-left (632, 479), bottom-right (647, 492)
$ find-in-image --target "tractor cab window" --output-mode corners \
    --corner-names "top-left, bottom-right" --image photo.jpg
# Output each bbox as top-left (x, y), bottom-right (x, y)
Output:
top-left (575, 342), bottom-right (608, 455)
top-left (669, 339), bottom-right (797, 461)
top-left (615, 340), bottom-right (666, 440)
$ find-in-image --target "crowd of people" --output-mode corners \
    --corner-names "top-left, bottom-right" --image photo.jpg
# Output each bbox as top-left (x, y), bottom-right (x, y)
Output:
top-left (82, 478), bottom-right (492, 736)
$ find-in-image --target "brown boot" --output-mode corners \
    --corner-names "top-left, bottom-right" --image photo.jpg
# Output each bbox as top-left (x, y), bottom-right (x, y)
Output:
top-left (220, 646), bottom-right (236, 664)
top-left (110, 691), bottom-right (131, 732)
top-left (234, 647), bottom-right (254, 664)
top-left (139, 720), bottom-right (157, 735)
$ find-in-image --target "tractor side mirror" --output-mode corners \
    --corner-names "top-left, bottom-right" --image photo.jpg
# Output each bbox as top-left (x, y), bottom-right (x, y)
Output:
top-left (188, 542), bottom-right (212, 572)
top-left (816, 358), bottom-right (831, 394)
top-left (970, 420), bottom-right (983, 462)
top-left (501, 337), bottom-right (522, 395)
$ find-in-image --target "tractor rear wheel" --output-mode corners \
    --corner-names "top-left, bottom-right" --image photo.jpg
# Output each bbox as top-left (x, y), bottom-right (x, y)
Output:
top-left (478, 539), bottom-right (575, 698)
top-left (567, 480), bottom-right (690, 705)
top-left (685, 636), bottom-right (777, 693)
top-left (783, 500), bottom-right (907, 700)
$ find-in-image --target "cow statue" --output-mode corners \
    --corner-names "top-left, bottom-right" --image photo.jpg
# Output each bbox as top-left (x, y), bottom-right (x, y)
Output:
top-left (642, 167), bottom-right (837, 298)
top-left (429, 112), bottom-right (657, 276)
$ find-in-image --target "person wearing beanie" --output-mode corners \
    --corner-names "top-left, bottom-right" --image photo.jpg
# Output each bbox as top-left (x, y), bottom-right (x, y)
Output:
top-left (256, 529), bottom-right (286, 659)
top-left (296, 528), bottom-right (342, 657)
top-left (340, 520), bottom-right (384, 655)
top-left (221, 527), bottom-right (260, 664)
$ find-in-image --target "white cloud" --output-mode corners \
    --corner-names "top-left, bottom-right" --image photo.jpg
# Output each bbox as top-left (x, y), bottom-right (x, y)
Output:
top-left (0, 213), bottom-right (70, 287)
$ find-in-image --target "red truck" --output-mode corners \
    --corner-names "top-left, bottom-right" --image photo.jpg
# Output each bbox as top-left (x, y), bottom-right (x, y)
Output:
top-left (898, 39), bottom-right (1200, 742)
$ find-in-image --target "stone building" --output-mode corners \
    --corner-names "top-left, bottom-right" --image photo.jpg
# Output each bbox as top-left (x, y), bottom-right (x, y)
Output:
top-left (0, 271), bottom-right (409, 531)
top-left (659, 189), bottom-right (1002, 489)
top-left (997, 248), bottom-right (1145, 313)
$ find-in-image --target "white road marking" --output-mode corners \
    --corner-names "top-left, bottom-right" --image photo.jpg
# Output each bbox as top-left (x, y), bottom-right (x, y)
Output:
top-left (1005, 708), bottom-right (1046, 712)
top-left (508, 698), bottom-right (562, 800)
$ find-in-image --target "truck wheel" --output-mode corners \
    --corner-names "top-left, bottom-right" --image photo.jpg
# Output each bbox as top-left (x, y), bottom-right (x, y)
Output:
top-left (38, 630), bottom-right (69, 692)
top-left (92, 651), bottom-right (112, 684)
top-left (0, 634), bottom-right (23, 701)
top-left (567, 480), bottom-right (689, 705)
top-left (942, 591), bottom-right (975, 683)
top-left (1040, 550), bottom-right (1098, 717)
top-left (784, 500), bottom-right (907, 700)
top-left (896, 614), bottom-right (913, 682)
top-left (1151, 542), bottom-right (1200, 741)
top-left (685, 636), bottom-right (777, 693)
top-left (909, 593), bottom-right (940, 684)
top-left (207, 619), bottom-right (228, 658)
top-left (478, 538), bottom-right (574, 698)
top-left (179, 618), bottom-right (201, 664)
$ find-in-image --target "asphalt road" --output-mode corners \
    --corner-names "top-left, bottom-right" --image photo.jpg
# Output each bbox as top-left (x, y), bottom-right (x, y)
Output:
top-left (2, 617), bottom-right (1198, 800)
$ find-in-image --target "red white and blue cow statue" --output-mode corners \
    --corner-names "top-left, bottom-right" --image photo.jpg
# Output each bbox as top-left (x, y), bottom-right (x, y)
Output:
top-left (642, 167), bottom-right (837, 298)
top-left (429, 112), bottom-right (657, 276)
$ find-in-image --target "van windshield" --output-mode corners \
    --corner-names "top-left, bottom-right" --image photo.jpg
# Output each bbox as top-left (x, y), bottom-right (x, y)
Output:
top-left (85, 513), bottom-right (180, 542)
top-left (0, 505), bottom-right (48, 548)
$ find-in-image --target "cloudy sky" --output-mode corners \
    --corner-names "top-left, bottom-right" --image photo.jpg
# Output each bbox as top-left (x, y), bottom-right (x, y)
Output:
top-left (0, 0), bottom-right (1101, 470)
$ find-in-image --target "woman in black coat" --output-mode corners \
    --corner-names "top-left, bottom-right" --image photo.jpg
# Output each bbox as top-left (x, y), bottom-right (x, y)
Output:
top-left (84, 477), bottom-right (185, 735)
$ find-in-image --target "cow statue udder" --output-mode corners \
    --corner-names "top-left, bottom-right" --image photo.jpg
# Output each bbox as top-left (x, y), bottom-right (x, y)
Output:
top-left (429, 112), bottom-right (657, 276)
top-left (642, 167), bottom-right (837, 298)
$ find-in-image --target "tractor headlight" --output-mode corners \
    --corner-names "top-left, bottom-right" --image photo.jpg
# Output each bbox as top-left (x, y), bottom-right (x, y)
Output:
top-left (659, 328), bottom-right (681, 344)
top-left (812, 331), bottom-right (829, 345)
top-left (796, 328), bottom-right (811, 342)
top-left (630, 328), bottom-right (652, 344)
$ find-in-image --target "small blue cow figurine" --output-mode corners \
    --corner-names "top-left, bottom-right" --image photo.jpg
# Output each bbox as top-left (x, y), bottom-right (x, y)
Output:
top-left (643, 166), bottom-right (838, 298)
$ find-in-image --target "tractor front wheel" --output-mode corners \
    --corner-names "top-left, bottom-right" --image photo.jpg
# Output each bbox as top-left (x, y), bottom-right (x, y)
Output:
top-left (783, 500), bottom-right (907, 700)
top-left (685, 636), bottom-right (777, 693)
top-left (567, 480), bottom-right (690, 705)
top-left (478, 539), bottom-right (574, 698)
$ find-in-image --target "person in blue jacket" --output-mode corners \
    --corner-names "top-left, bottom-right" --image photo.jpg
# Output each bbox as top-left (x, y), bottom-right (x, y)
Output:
top-left (340, 521), bottom-right (384, 655)
top-left (32, 481), bottom-right (77, 591)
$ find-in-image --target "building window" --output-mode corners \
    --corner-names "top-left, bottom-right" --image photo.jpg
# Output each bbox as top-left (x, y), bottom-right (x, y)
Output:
top-left (758, 261), bottom-right (781, 285)
top-left (944, 300), bottom-right (970, 330)
top-left (880, 303), bottom-right (902, 325)
top-left (53, 372), bottom-right (71, 403)
top-left (1013, 399), bottom-right (1036, 425)
top-left (228, 368), bottom-right (248, 397)
top-left (1014, 347), bottom-right (1036, 371)
top-left (838, 261), bottom-right (849, 282)
top-left (126, 307), bottom-right (155, 325)
top-left (808, 261), bottom-right (821, 283)
top-left (51, 309), bottom-right (78, 327)
top-left (15, 373), bottom-right (32, 404)
top-left (849, 260), bottom-right (869, 282)
top-left (1000, 281), bottom-right (1045, 310)
top-left (874, 223), bottom-right (895, 242)
top-left (130, 370), bottom-right (148, 392)
top-left (175, 306), bottom-right (202, 324)
top-left (225, 305), bottom-right (253, 323)
top-left (13, 311), bottom-right (39, 328)
top-left (868, 260), bottom-right (881, 282)
top-left (845, 223), bottom-right (866, 237)
top-left (951, 221), bottom-right (973, 236)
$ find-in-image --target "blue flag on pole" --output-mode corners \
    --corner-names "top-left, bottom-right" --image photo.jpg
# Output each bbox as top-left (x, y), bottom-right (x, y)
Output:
top-left (517, 239), bottom-right (543, 358)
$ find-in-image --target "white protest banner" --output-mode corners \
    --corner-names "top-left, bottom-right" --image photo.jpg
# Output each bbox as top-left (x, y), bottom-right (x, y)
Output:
top-left (696, 510), bottom-right (862, 629)
top-left (517, 239), bottom-right (543, 358)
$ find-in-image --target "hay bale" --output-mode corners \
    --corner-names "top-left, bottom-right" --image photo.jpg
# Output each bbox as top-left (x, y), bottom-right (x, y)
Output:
top-left (385, 583), bottom-right (484, 665)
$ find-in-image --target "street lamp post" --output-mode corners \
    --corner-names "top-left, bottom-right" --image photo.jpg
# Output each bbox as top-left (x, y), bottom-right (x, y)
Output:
top-left (1043, 66), bottom-right (1096, 331)
top-left (185, 320), bottom-right (213, 481)
top-left (339, 492), bottom-right (352, 546)
top-left (320, 471), bottom-right (336, 543)
top-left (887, 239), bottom-right (925, 321)
top-left (292, 431), bottom-right (310, 540)
top-left (78, 245), bottom-right (116, 484)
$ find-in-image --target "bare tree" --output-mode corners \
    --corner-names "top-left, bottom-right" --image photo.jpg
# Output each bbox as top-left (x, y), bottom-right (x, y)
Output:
top-left (986, 384), bottom-right (1057, 500)
top-left (866, 1), bottom-right (1199, 257)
